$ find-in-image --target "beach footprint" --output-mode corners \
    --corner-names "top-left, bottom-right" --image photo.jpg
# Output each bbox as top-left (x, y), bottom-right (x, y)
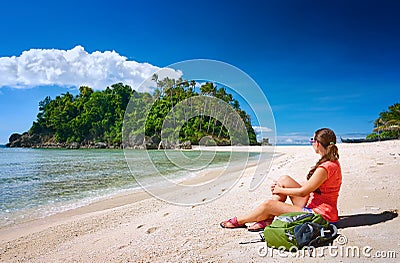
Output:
top-left (146, 227), bottom-right (157, 234)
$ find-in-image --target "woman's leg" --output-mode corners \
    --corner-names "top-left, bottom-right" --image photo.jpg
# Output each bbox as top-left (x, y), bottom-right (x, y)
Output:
top-left (239, 175), bottom-right (309, 225)
top-left (221, 175), bottom-right (309, 228)
top-left (237, 199), bottom-right (303, 224)
top-left (271, 175), bottom-right (309, 207)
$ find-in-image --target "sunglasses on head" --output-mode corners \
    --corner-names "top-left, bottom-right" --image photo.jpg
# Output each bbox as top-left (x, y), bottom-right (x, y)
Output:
top-left (310, 138), bottom-right (317, 145)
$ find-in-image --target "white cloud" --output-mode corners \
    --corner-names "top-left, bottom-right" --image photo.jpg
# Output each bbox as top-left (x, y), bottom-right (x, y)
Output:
top-left (138, 67), bottom-right (183, 93)
top-left (276, 134), bottom-right (310, 145)
top-left (0, 45), bottom-right (181, 91)
top-left (252, 126), bottom-right (274, 142)
top-left (252, 126), bottom-right (272, 133)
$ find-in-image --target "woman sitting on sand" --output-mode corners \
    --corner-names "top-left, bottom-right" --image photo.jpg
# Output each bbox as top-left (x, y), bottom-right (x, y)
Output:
top-left (220, 128), bottom-right (342, 232)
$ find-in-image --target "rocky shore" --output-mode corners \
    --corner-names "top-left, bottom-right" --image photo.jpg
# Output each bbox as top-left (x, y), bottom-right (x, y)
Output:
top-left (6, 132), bottom-right (192, 150)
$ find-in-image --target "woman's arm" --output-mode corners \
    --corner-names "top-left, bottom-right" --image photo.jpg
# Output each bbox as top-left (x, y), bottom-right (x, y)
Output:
top-left (272, 167), bottom-right (328, 197)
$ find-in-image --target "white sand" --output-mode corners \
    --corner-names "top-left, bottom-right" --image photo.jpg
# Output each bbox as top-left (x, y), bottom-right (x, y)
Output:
top-left (1, 141), bottom-right (399, 262)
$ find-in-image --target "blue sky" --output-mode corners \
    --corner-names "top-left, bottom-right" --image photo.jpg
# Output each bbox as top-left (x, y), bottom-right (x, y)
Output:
top-left (0, 0), bottom-right (399, 144)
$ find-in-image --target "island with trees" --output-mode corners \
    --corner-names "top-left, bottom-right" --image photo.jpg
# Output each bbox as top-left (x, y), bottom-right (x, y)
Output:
top-left (6, 76), bottom-right (259, 149)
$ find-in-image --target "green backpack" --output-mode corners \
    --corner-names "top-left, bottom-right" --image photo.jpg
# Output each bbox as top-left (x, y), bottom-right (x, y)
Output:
top-left (263, 212), bottom-right (338, 251)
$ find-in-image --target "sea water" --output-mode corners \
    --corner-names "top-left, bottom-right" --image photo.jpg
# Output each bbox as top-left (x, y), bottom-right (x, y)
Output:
top-left (0, 147), bottom-right (259, 227)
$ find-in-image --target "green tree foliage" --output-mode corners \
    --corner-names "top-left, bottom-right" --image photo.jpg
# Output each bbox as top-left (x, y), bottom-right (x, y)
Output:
top-left (30, 83), bottom-right (134, 146)
top-left (29, 77), bottom-right (258, 146)
top-left (367, 103), bottom-right (400, 139)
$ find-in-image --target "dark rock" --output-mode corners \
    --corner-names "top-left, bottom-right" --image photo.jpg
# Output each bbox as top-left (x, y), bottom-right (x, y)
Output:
top-left (129, 134), bottom-right (144, 147)
top-left (144, 136), bottom-right (158, 149)
top-left (158, 140), bottom-right (173, 150)
top-left (95, 142), bottom-right (107, 149)
top-left (67, 142), bottom-right (80, 149)
top-left (261, 138), bottom-right (271, 146)
top-left (176, 140), bottom-right (192, 149)
top-left (8, 133), bottom-right (22, 144)
top-left (150, 135), bottom-right (161, 146)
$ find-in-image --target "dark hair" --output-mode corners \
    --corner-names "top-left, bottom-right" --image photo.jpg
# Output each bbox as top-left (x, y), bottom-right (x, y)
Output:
top-left (307, 128), bottom-right (339, 194)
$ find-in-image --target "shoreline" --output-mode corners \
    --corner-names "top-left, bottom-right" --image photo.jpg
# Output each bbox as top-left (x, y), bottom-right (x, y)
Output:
top-left (0, 146), bottom-right (268, 229)
top-left (0, 189), bottom-right (151, 243)
top-left (1, 141), bottom-right (399, 262)
top-left (0, 146), bottom-right (271, 242)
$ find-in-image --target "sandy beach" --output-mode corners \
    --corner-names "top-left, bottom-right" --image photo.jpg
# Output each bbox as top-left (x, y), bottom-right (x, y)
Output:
top-left (1, 140), bottom-right (399, 262)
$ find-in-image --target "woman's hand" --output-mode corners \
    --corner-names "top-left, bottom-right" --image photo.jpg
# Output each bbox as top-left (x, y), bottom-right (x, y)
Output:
top-left (271, 180), bottom-right (283, 194)
top-left (272, 184), bottom-right (283, 194)
top-left (270, 180), bottom-right (277, 192)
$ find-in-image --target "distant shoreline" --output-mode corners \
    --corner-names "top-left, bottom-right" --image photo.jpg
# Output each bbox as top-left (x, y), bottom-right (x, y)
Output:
top-left (3, 139), bottom-right (399, 150)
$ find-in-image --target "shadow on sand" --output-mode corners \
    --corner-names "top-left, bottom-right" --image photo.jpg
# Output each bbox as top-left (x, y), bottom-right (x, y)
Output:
top-left (336, 210), bottom-right (398, 229)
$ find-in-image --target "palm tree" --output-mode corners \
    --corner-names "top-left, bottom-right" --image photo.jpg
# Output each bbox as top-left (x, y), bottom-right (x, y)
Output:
top-left (189, 80), bottom-right (196, 115)
top-left (152, 74), bottom-right (161, 97)
top-left (198, 82), bottom-right (217, 132)
top-left (164, 77), bottom-right (176, 127)
top-left (373, 103), bottom-right (400, 138)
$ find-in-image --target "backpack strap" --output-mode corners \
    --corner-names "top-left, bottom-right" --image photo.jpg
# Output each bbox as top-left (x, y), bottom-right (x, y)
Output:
top-left (239, 232), bottom-right (265, 244)
top-left (307, 224), bottom-right (338, 248)
top-left (321, 223), bottom-right (338, 238)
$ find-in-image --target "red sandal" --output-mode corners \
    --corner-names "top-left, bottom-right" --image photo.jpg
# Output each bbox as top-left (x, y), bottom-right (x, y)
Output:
top-left (247, 218), bottom-right (273, 232)
top-left (220, 217), bottom-right (246, 229)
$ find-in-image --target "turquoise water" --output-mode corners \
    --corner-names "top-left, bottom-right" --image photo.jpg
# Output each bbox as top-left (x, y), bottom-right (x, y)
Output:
top-left (0, 148), bottom-right (259, 227)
